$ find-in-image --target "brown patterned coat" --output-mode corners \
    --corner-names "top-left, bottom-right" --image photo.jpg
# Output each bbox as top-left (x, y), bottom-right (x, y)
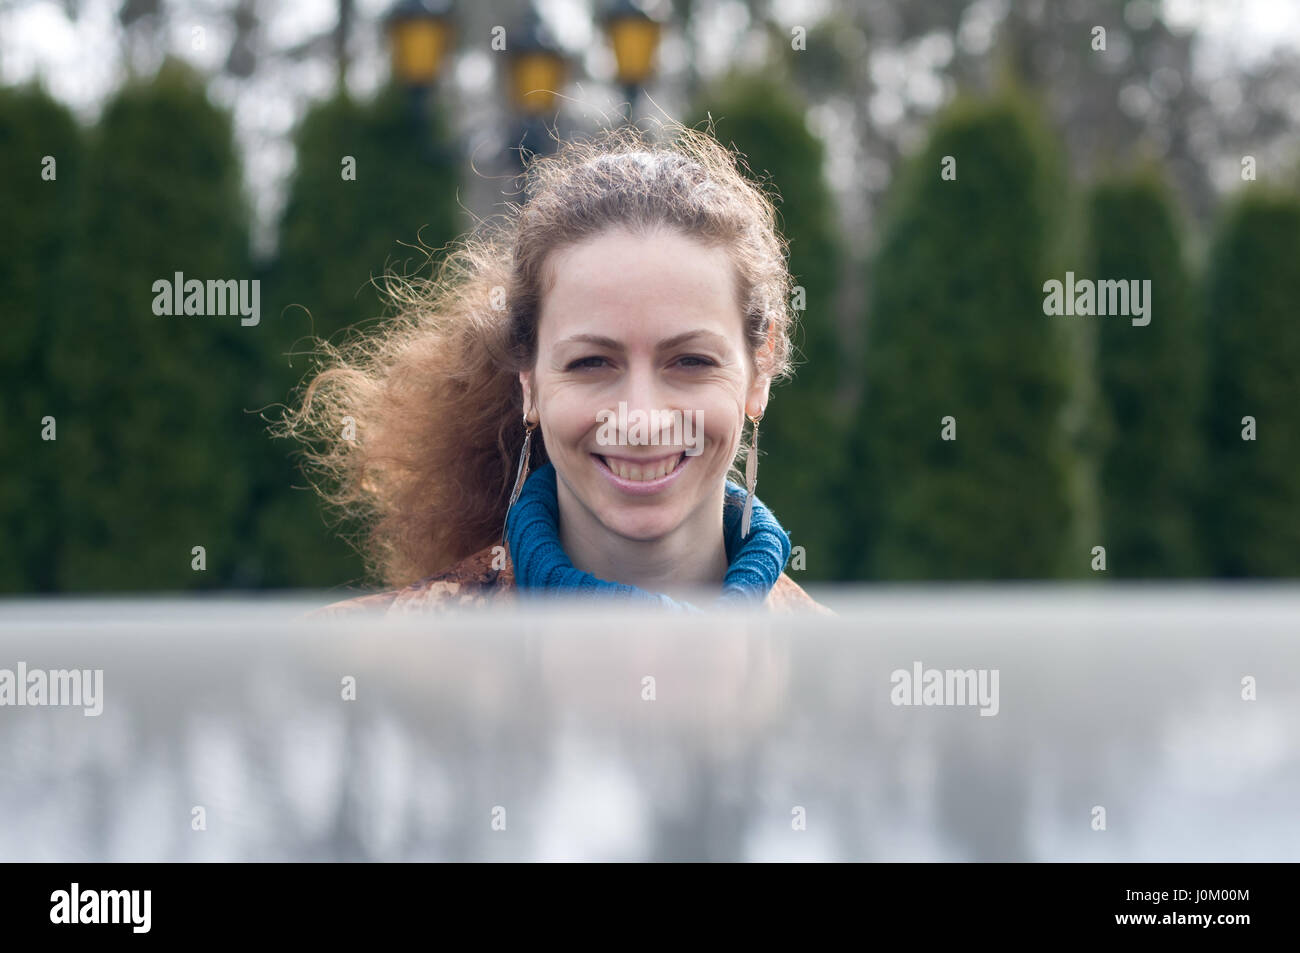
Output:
top-left (311, 545), bottom-right (833, 618)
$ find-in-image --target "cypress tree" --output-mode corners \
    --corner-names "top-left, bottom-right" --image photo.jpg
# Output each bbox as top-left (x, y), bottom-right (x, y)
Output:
top-left (256, 85), bottom-right (462, 587)
top-left (0, 85), bottom-right (82, 591)
top-left (1203, 188), bottom-right (1300, 576)
top-left (853, 95), bottom-right (1072, 579)
top-left (51, 60), bottom-right (257, 591)
top-left (1086, 170), bottom-right (1205, 577)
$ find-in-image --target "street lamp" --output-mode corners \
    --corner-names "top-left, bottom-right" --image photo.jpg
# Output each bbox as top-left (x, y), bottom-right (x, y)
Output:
top-left (506, 7), bottom-right (567, 169)
top-left (506, 7), bottom-right (568, 116)
top-left (385, 0), bottom-right (455, 88)
top-left (385, 0), bottom-right (457, 162)
top-left (600, 0), bottom-right (662, 120)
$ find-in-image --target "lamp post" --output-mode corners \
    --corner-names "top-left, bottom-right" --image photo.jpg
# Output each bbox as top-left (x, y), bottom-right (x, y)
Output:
top-left (385, 0), bottom-right (456, 161)
top-left (506, 6), bottom-right (567, 169)
top-left (600, 0), bottom-right (662, 122)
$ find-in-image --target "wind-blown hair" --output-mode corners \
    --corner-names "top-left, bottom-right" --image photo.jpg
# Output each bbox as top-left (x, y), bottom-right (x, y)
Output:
top-left (276, 120), bottom-right (797, 588)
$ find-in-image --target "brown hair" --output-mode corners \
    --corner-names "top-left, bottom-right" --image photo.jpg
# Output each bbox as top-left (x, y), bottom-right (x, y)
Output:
top-left (277, 120), bottom-right (797, 588)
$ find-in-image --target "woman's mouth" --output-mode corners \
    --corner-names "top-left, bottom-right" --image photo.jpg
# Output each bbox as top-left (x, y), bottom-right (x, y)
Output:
top-left (592, 451), bottom-right (689, 494)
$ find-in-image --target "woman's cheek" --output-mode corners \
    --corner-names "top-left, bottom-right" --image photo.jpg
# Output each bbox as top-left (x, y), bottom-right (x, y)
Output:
top-left (549, 395), bottom-right (599, 451)
top-left (700, 392), bottom-right (745, 447)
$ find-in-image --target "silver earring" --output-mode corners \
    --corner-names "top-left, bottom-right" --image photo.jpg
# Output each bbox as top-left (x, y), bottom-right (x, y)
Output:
top-left (740, 412), bottom-right (762, 538)
top-left (502, 415), bottom-right (538, 546)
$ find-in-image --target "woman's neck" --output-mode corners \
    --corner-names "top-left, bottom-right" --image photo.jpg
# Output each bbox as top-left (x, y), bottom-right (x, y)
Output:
top-left (555, 481), bottom-right (730, 600)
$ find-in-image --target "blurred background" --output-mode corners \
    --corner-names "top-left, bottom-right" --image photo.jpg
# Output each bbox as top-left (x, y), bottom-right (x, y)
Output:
top-left (2, 0), bottom-right (1299, 593)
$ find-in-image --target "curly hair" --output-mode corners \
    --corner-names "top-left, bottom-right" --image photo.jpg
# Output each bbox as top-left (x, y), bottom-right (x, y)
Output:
top-left (276, 119), bottom-right (797, 589)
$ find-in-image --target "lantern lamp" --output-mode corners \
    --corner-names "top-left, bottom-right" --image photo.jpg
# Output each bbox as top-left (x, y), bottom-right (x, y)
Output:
top-left (385, 0), bottom-right (455, 87)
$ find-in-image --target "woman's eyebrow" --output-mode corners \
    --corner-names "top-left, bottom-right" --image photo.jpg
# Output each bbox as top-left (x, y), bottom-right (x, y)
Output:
top-left (555, 333), bottom-right (622, 350)
top-left (657, 330), bottom-right (730, 351)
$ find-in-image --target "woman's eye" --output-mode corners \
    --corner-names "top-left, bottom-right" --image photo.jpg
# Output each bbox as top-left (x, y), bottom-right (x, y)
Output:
top-left (676, 355), bottom-right (716, 368)
top-left (566, 356), bottom-right (608, 371)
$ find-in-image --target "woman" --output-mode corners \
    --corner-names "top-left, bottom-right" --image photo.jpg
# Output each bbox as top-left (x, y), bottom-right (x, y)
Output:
top-left (286, 123), bottom-right (831, 616)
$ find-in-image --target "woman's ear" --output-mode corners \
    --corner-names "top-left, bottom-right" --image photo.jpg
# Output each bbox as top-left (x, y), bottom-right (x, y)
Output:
top-left (745, 374), bottom-right (771, 420)
top-left (519, 370), bottom-right (538, 423)
top-left (748, 317), bottom-right (778, 416)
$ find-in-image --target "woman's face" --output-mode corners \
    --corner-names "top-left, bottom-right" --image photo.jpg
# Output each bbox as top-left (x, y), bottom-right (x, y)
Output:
top-left (521, 227), bottom-right (770, 544)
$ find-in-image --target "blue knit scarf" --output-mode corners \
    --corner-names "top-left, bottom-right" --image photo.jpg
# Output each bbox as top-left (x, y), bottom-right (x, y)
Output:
top-left (504, 462), bottom-right (791, 610)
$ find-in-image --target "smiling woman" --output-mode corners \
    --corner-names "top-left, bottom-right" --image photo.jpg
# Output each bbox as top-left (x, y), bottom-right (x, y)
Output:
top-left (279, 121), bottom-right (831, 615)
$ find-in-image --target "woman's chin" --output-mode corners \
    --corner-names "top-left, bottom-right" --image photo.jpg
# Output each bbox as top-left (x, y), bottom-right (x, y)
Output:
top-left (595, 508), bottom-right (685, 544)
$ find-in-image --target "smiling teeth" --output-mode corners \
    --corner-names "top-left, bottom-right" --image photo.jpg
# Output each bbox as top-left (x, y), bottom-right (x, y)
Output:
top-left (604, 454), bottom-right (682, 482)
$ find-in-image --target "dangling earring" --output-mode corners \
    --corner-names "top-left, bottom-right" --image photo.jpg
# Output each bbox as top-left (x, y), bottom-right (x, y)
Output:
top-left (740, 412), bottom-right (762, 538)
top-left (502, 414), bottom-right (538, 545)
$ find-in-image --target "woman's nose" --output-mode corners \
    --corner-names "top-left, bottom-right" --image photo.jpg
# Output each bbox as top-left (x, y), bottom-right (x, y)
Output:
top-left (617, 367), bottom-right (671, 445)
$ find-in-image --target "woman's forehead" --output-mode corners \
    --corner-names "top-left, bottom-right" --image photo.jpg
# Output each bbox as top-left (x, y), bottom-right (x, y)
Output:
top-left (538, 230), bottom-right (741, 342)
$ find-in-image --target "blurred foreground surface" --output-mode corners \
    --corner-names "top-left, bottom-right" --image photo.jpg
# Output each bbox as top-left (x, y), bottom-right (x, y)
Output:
top-left (1, 586), bottom-right (1297, 862)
